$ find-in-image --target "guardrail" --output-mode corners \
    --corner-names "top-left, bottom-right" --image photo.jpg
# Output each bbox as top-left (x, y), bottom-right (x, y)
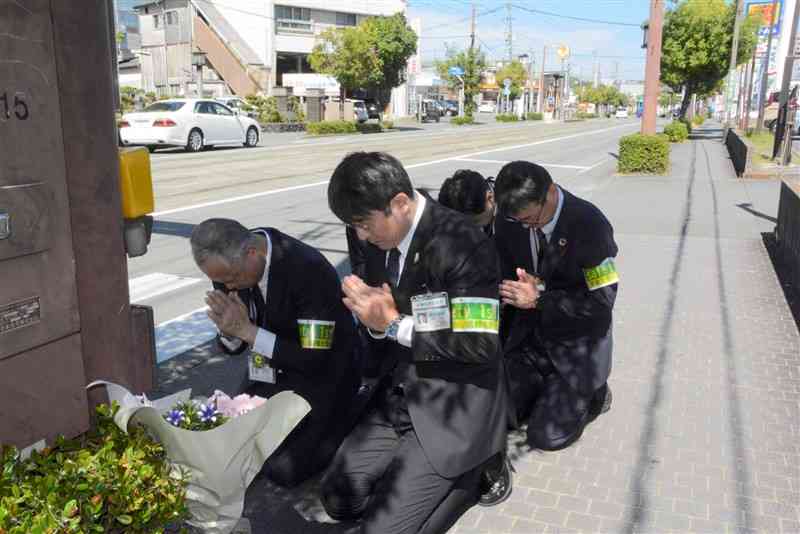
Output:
top-left (776, 179), bottom-right (800, 290)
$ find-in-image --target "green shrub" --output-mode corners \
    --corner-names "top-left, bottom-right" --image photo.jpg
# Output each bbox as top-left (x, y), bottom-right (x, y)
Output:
top-left (527, 112), bottom-right (544, 121)
top-left (451, 115), bottom-right (475, 125)
top-left (691, 114), bottom-right (705, 126)
top-left (356, 122), bottom-right (382, 134)
top-left (495, 113), bottom-right (519, 122)
top-left (0, 403), bottom-right (188, 533)
top-left (288, 95), bottom-right (305, 123)
top-left (244, 94), bottom-right (283, 123)
top-left (306, 120), bottom-right (358, 135)
top-left (680, 117), bottom-right (693, 133)
top-left (663, 121), bottom-right (689, 143)
top-left (618, 133), bottom-right (669, 174)
top-left (381, 120), bottom-right (394, 130)
top-left (576, 112), bottom-right (598, 119)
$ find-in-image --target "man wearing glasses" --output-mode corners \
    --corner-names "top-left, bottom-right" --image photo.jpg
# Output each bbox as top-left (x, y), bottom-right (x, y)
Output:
top-left (493, 161), bottom-right (617, 451)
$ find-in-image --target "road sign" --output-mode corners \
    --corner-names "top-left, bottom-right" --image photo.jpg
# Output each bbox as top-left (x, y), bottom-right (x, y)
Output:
top-left (503, 78), bottom-right (512, 88)
top-left (557, 45), bottom-right (570, 60)
top-left (503, 87), bottom-right (511, 96)
top-left (448, 66), bottom-right (464, 76)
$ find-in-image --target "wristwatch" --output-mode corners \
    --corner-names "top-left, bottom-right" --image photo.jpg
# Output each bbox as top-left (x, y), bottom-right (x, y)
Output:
top-left (385, 315), bottom-right (406, 342)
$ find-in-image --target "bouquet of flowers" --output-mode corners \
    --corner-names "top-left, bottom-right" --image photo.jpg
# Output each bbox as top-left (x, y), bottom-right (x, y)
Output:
top-left (87, 381), bottom-right (311, 534)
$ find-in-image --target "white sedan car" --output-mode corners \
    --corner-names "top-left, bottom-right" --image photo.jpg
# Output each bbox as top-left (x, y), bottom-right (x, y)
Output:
top-left (119, 99), bottom-right (261, 153)
top-left (615, 108), bottom-right (629, 119)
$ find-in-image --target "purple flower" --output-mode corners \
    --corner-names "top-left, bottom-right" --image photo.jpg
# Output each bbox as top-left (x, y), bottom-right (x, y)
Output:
top-left (166, 409), bottom-right (186, 427)
top-left (198, 403), bottom-right (220, 424)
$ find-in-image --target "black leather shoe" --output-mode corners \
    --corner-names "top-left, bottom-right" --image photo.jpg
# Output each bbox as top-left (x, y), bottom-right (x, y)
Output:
top-left (478, 453), bottom-right (513, 507)
top-left (588, 384), bottom-right (612, 423)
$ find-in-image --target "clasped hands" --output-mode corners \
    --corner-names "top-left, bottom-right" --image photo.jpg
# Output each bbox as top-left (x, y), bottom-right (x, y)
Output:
top-left (499, 268), bottom-right (541, 309)
top-left (341, 275), bottom-right (399, 332)
top-left (205, 290), bottom-right (258, 345)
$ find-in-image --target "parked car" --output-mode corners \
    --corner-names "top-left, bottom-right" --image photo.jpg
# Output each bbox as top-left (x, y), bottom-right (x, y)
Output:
top-left (119, 98), bottom-right (261, 153)
top-left (215, 96), bottom-right (257, 118)
top-left (478, 101), bottom-right (496, 113)
top-left (351, 99), bottom-right (369, 123)
top-left (419, 99), bottom-right (441, 123)
top-left (764, 90), bottom-right (799, 132)
top-left (615, 108), bottom-right (629, 119)
top-left (444, 100), bottom-right (459, 116)
top-left (364, 99), bottom-right (382, 119)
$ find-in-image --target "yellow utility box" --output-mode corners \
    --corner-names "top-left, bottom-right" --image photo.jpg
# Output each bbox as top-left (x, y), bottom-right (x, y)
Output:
top-left (118, 146), bottom-right (154, 218)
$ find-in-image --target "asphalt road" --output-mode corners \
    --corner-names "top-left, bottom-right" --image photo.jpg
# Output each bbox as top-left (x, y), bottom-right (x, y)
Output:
top-left (128, 117), bottom-right (642, 362)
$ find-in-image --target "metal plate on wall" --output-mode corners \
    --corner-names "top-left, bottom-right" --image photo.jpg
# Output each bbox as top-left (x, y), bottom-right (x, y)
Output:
top-left (0, 182), bottom-right (51, 261)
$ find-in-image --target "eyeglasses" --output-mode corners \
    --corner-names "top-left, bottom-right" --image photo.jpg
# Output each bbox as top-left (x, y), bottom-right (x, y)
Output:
top-left (503, 202), bottom-right (546, 227)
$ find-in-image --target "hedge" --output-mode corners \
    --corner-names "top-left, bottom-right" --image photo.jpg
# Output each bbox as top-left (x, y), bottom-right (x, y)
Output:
top-left (381, 120), bottom-right (394, 130)
top-left (495, 113), bottom-right (519, 122)
top-left (691, 114), bottom-right (705, 126)
top-left (663, 121), bottom-right (689, 143)
top-left (1, 403), bottom-right (188, 533)
top-left (618, 133), bottom-right (669, 174)
top-left (306, 120), bottom-right (358, 135)
top-left (356, 122), bottom-right (382, 134)
top-left (576, 112), bottom-right (599, 119)
top-left (527, 112), bottom-right (544, 120)
top-left (451, 115), bottom-right (475, 125)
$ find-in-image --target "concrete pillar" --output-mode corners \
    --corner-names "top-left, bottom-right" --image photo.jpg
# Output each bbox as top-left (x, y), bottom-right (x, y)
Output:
top-left (273, 86), bottom-right (292, 117)
top-left (306, 88), bottom-right (324, 122)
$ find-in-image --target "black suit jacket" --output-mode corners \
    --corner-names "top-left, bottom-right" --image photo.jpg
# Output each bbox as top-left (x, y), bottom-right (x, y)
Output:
top-left (358, 200), bottom-right (508, 478)
top-left (495, 188), bottom-right (618, 396)
top-left (215, 228), bottom-right (359, 423)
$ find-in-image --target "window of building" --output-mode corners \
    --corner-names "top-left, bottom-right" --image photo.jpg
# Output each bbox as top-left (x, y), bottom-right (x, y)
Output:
top-left (166, 11), bottom-right (179, 26)
top-left (275, 5), bottom-right (312, 31)
top-left (336, 12), bottom-right (356, 26)
top-left (153, 14), bottom-right (160, 28)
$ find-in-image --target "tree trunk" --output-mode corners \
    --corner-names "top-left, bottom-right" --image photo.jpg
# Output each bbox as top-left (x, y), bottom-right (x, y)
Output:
top-left (339, 87), bottom-right (346, 121)
top-left (679, 86), bottom-right (693, 119)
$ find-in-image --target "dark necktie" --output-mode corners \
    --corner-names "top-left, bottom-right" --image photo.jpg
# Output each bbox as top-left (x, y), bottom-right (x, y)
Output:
top-left (251, 286), bottom-right (266, 324)
top-left (535, 229), bottom-right (547, 275)
top-left (387, 248), bottom-right (402, 287)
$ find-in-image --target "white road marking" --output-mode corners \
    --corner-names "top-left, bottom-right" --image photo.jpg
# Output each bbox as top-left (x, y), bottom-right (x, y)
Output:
top-left (153, 123), bottom-right (634, 217)
top-left (453, 157), bottom-right (590, 170)
top-left (577, 158), bottom-right (611, 174)
top-left (154, 306), bottom-right (217, 363)
top-left (129, 273), bottom-right (202, 303)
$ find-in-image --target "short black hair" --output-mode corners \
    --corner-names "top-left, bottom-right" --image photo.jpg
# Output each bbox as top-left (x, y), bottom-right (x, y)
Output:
top-left (328, 152), bottom-right (415, 224)
top-left (437, 169), bottom-right (490, 215)
top-left (494, 161), bottom-right (553, 215)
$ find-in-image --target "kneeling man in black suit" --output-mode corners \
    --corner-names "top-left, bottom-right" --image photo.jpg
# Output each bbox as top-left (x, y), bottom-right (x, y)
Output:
top-left (190, 218), bottom-right (360, 487)
top-left (493, 161), bottom-right (616, 451)
top-left (321, 152), bottom-right (509, 533)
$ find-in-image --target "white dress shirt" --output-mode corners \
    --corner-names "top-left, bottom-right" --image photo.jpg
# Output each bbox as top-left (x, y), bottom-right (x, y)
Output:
top-left (529, 185), bottom-right (564, 269)
top-left (370, 192), bottom-right (426, 348)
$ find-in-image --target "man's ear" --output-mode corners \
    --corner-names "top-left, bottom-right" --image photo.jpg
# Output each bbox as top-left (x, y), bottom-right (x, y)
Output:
top-left (390, 192), bottom-right (412, 215)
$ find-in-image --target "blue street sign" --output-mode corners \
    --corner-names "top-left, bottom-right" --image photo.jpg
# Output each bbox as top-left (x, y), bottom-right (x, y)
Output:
top-left (448, 66), bottom-right (465, 76)
top-left (503, 87), bottom-right (511, 96)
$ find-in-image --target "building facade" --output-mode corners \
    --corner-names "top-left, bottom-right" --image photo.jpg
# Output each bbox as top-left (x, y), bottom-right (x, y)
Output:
top-left (133, 0), bottom-right (407, 104)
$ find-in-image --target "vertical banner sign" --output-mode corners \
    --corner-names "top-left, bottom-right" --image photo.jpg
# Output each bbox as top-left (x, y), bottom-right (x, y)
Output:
top-left (746, 1), bottom-right (784, 98)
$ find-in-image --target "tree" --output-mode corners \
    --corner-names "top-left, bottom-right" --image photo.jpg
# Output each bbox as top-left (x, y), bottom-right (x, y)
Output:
top-left (660, 0), bottom-right (759, 119)
top-left (362, 14), bottom-right (418, 111)
top-left (495, 60), bottom-right (528, 100)
top-left (309, 14), bottom-right (416, 119)
top-left (436, 46), bottom-right (487, 116)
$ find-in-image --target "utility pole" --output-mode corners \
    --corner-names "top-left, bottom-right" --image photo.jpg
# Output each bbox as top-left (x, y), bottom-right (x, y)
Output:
top-left (774, 0), bottom-right (800, 162)
top-left (641, 0), bottom-right (664, 135)
top-left (505, 2), bottom-right (513, 63)
top-left (725, 0), bottom-right (744, 127)
top-left (470, 3), bottom-right (476, 52)
top-left (593, 49), bottom-right (599, 86)
top-left (539, 44), bottom-right (547, 113)
top-left (756, 0), bottom-right (778, 134)
top-left (744, 43), bottom-right (757, 130)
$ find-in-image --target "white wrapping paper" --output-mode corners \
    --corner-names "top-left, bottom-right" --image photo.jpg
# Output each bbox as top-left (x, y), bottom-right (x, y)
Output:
top-left (87, 381), bottom-right (311, 534)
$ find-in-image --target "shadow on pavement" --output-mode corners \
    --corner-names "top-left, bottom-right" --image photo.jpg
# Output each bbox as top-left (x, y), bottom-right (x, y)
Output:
top-left (153, 220), bottom-right (196, 238)
top-left (736, 202), bottom-right (778, 224)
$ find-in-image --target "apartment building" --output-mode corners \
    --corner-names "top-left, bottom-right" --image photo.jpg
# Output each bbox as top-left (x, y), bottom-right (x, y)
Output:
top-left (133, 0), bottom-right (407, 101)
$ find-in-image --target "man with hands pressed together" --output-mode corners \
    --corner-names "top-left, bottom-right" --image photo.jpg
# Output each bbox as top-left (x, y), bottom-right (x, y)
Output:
top-left (190, 218), bottom-right (360, 488)
top-left (494, 161), bottom-right (617, 451)
top-left (320, 152), bottom-right (509, 534)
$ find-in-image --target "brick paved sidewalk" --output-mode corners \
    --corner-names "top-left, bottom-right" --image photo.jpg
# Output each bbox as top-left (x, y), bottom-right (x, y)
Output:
top-left (447, 128), bottom-right (800, 534)
top-left (159, 125), bottom-right (799, 533)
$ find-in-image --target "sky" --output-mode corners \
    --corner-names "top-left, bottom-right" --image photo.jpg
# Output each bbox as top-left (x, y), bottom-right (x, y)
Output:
top-left (406, 0), bottom-right (653, 82)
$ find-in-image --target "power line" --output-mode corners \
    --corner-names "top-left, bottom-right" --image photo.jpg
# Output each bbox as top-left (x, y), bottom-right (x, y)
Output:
top-left (510, 3), bottom-right (641, 28)
top-left (422, 5), bottom-right (504, 32)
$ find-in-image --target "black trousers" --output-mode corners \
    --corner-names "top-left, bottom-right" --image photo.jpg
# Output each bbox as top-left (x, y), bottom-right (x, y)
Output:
top-left (320, 387), bottom-right (481, 534)
top-left (246, 381), bottom-right (356, 488)
top-left (505, 349), bottom-right (597, 451)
